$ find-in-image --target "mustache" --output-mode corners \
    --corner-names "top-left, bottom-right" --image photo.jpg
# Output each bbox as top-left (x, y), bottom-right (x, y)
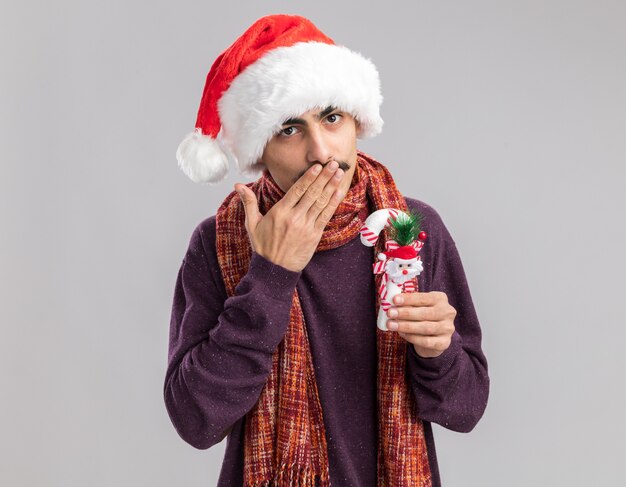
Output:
top-left (388, 268), bottom-right (420, 283)
top-left (295, 160), bottom-right (351, 183)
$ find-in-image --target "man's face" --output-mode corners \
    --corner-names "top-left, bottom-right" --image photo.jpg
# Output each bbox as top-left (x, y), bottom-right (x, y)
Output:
top-left (259, 106), bottom-right (360, 194)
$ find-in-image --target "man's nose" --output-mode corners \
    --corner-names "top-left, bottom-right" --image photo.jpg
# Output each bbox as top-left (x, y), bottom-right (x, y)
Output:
top-left (306, 126), bottom-right (333, 165)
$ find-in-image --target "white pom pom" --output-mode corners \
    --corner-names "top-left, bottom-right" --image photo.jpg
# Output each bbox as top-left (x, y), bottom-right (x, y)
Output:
top-left (377, 253), bottom-right (387, 261)
top-left (176, 128), bottom-right (230, 184)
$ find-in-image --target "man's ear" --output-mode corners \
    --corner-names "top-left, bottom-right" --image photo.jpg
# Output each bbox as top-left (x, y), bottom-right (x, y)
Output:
top-left (355, 118), bottom-right (363, 137)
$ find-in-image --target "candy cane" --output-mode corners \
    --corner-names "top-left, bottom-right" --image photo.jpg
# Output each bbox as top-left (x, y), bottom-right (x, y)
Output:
top-left (360, 208), bottom-right (421, 332)
top-left (359, 208), bottom-right (407, 247)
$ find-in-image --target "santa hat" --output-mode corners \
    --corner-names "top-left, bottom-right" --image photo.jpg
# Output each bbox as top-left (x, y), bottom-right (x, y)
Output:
top-left (382, 246), bottom-right (419, 261)
top-left (176, 14), bottom-right (384, 184)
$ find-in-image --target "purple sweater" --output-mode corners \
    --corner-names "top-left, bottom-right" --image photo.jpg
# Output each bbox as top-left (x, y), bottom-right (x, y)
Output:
top-left (164, 197), bottom-right (489, 486)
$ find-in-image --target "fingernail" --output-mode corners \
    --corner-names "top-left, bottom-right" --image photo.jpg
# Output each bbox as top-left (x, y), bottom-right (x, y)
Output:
top-left (387, 309), bottom-right (397, 318)
top-left (387, 321), bottom-right (398, 331)
top-left (329, 161), bottom-right (338, 170)
top-left (334, 169), bottom-right (344, 179)
top-left (312, 164), bottom-right (322, 174)
top-left (394, 296), bottom-right (403, 305)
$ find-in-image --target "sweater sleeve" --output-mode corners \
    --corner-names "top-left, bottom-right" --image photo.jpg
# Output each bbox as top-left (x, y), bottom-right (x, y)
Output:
top-left (163, 217), bottom-right (301, 449)
top-left (404, 199), bottom-right (490, 433)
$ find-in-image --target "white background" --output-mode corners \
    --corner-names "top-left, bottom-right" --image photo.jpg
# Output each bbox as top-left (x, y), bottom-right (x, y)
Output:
top-left (1, 1), bottom-right (624, 485)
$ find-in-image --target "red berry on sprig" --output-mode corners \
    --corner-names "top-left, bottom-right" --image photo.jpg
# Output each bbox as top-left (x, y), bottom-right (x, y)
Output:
top-left (418, 231), bottom-right (427, 241)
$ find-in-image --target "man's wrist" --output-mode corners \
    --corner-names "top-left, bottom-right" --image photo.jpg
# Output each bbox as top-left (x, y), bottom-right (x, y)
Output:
top-left (412, 344), bottom-right (443, 359)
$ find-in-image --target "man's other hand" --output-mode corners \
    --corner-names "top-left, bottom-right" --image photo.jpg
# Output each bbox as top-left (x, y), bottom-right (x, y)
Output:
top-left (386, 291), bottom-right (456, 358)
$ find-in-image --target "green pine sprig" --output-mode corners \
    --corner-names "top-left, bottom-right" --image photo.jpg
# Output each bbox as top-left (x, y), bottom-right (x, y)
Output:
top-left (388, 210), bottom-right (424, 246)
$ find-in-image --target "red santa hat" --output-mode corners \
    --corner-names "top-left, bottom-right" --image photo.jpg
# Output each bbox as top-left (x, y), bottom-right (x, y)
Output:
top-left (382, 246), bottom-right (419, 261)
top-left (176, 14), bottom-right (384, 184)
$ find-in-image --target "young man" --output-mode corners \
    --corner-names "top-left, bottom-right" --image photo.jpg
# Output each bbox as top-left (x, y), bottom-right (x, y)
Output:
top-left (164, 14), bottom-right (489, 487)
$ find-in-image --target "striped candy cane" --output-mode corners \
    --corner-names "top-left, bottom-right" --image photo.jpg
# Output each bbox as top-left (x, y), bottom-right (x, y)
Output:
top-left (359, 208), bottom-right (402, 247)
top-left (359, 208), bottom-right (419, 331)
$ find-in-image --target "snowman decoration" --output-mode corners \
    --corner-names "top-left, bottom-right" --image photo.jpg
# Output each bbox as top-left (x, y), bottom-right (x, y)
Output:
top-left (360, 208), bottom-right (428, 331)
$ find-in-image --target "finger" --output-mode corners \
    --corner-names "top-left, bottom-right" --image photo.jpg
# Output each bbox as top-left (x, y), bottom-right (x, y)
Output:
top-left (313, 183), bottom-right (346, 232)
top-left (290, 161), bottom-right (341, 220)
top-left (234, 184), bottom-right (261, 231)
top-left (388, 304), bottom-right (441, 323)
top-left (279, 163), bottom-right (326, 210)
top-left (393, 291), bottom-right (445, 307)
top-left (305, 165), bottom-right (344, 223)
top-left (388, 320), bottom-right (442, 335)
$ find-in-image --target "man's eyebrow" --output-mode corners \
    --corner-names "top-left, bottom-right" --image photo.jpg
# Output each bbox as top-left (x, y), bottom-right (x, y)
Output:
top-left (318, 105), bottom-right (336, 119)
top-left (282, 116), bottom-right (306, 126)
top-left (282, 106), bottom-right (337, 126)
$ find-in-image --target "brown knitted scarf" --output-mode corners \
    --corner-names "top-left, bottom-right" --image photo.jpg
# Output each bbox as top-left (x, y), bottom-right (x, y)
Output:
top-left (215, 151), bottom-right (431, 486)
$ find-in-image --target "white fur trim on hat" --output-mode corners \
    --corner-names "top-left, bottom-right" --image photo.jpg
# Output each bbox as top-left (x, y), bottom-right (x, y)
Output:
top-left (218, 41), bottom-right (383, 178)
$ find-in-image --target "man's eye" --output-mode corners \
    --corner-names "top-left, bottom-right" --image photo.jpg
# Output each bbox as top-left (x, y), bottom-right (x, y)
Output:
top-left (326, 113), bottom-right (342, 124)
top-left (280, 126), bottom-right (298, 136)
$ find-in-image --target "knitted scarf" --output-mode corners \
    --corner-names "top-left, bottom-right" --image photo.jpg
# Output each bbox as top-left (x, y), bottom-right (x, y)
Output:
top-left (215, 151), bottom-right (432, 486)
